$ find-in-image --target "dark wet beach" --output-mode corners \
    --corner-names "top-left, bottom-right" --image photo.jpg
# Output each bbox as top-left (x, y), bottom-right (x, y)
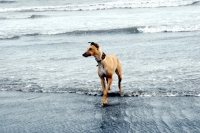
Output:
top-left (1, 91), bottom-right (200, 133)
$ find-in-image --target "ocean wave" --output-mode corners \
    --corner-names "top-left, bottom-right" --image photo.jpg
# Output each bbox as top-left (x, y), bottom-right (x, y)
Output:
top-left (1, 25), bottom-right (200, 40)
top-left (0, 0), bottom-right (16, 4)
top-left (0, 0), bottom-right (199, 12)
top-left (138, 25), bottom-right (200, 33)
top-left (53, 27), bottom-right (141, 35)
top-left (0, 35), bottom-right (19, 40)
top-left (29, 14), bottom-right (46, 18)
top-left (63, 25), bottom-right (200, 34)
top-left (0, 14), bottom-right (46, 20)
top-left (190, 1), bottom-right (200, 5)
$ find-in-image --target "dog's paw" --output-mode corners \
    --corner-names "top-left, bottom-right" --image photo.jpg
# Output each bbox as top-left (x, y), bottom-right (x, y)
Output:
top-left (101, 103), bottom-right (108, 107)
top-left (101, 99), bottom-right (107, 106)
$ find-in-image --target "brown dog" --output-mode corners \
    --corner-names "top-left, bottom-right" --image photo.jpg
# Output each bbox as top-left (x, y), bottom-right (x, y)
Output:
top-left (82, 42), bottom-right (122, 105)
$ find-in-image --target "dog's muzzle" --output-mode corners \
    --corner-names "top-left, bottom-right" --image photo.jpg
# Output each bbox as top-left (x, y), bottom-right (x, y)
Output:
top-left (82, 53), bottom-right (89, 57)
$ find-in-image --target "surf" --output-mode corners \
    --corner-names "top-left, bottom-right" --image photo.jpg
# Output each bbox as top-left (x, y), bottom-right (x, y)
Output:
top-left (0, 0), bottom-right (199, 12)
top-left (1, 25), bottom-right (200, 40)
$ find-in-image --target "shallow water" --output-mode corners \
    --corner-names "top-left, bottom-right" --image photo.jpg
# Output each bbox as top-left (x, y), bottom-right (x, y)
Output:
top-left (1, 32), bottom-right (200, 96)
top-left (0, 0), bottom-right (200, 96)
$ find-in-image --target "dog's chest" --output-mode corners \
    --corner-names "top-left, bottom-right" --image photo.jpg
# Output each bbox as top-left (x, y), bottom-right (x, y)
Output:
top-left (99, 65), bottom-right (106, 76)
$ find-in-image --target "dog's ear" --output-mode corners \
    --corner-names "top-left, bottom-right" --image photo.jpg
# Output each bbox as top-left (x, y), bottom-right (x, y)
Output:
top-left (88, 42), bottom-right (99, 49)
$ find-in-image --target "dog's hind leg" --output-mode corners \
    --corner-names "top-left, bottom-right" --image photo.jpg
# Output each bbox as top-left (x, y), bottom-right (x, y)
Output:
top-left (118, 74), bottom-right (122, 93)
top-left (117, 73), bottom-right (122, 93)
top-left (116, 62), bottom-right (122, 93)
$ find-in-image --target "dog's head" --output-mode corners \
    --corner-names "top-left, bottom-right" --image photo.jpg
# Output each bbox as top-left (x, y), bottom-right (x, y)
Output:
top-left (82, 42), bottom-right (100, 57)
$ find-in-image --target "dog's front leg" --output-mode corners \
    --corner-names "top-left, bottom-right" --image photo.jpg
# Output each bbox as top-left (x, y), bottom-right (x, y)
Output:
top-left (100, 77), bottom-right (106, 104)
top-left (100, 77), bottom-right (106, 91)
top-left (102, 77), bottom-right (113, 105)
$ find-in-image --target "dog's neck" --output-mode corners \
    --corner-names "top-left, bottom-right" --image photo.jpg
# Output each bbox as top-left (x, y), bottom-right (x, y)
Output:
top-left (94, 49), bottom-right (106, 63)
top-left (96, 52), bottom-right (106, 63)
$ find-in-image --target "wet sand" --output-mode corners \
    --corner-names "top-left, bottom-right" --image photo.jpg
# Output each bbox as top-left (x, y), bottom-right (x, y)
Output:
top-left (0, 91), bottom-right (200, 133)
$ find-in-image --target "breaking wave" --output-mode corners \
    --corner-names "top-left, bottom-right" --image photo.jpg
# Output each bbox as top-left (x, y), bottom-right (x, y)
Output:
top-left (1, 25), bottom-right (200, 40)
top-left (0, 14), bottom-right (46, 20)
top-left (0, 1), bottom-right (199, 12)
top-left (48, 25), bottom-right (200, 35)
top-left (0, 0), bottom-right (16, 4)
top-left (0, 35), bottom-right (19, 40)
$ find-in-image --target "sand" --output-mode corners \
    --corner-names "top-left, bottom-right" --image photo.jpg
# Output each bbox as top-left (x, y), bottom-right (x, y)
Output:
top-left (0, 91), bottom-right (200, 133)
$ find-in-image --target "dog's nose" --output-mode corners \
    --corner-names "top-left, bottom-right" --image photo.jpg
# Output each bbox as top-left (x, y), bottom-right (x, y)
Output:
top-left (82, 53), bottom-right (90, 57)
top-left (82, 53), bottom-right (86, 57)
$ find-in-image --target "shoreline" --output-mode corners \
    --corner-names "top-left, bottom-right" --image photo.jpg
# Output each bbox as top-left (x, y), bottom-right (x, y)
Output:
top-left (1, 91), bottom-right (200, 132)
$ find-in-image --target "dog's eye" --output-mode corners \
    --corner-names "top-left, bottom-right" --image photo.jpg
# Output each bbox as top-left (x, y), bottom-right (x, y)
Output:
top-left (89, 48), bottom-right (92, 51)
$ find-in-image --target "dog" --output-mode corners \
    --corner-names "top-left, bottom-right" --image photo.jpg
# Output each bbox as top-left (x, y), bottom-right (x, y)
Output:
top-left (82, 42), bottom-right (122, 105)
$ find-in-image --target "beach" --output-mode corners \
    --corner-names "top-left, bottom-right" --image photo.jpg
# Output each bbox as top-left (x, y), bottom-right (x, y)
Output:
top-left (1, 0), bottom-right (200, 132)
top-left (1, 91), bottom-right (200, 133)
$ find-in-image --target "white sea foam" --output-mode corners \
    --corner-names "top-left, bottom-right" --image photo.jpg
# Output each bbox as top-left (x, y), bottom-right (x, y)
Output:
top-left (1, 24), bottom-right (200, 40)
top-left (138, 25), bottom-right (200, 33)
top-left (0, 14), bottom-right (45, 19)
top-left (0, 0), bottom-right (198, 12)
top-left (0, 32), bottom-right (19, 40)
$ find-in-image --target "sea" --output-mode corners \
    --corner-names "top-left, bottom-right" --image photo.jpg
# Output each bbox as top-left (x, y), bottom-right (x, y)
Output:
top-left (0, 0), bottom-right (200, 97)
